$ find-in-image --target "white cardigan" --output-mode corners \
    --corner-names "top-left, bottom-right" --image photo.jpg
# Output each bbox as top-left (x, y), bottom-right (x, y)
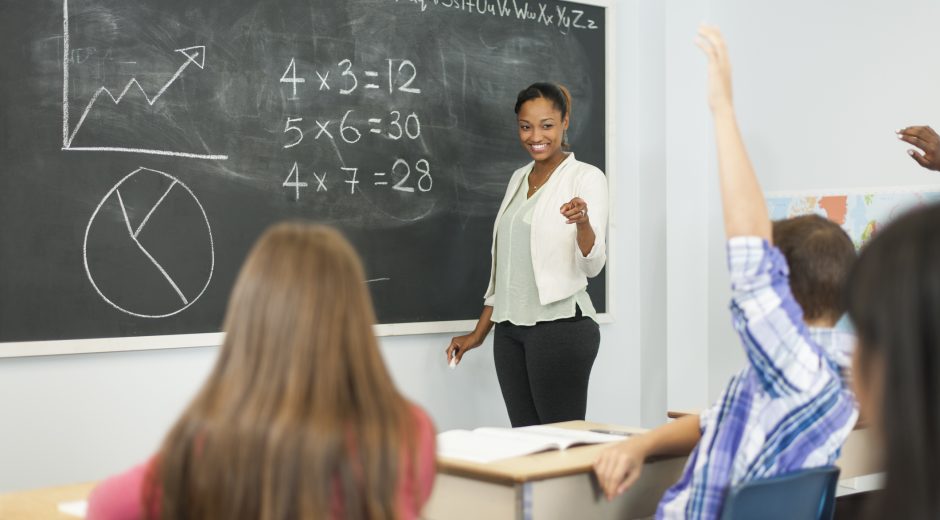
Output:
top-left (483, 154), bottom-right (608, 306)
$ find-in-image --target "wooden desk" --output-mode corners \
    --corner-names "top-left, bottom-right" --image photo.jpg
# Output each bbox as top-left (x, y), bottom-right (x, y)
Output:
top-left (2, 422), bottom-right (686, 520)
top-left (666, 410), bottom-right (881, 480)
top-left (0, 482), bottom-right (93, 519)
top-left (422, 421), bottom-right (687, 520)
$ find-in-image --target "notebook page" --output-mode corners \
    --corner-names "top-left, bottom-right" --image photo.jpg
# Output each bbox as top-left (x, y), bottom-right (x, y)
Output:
top-left (437, 430), bottom-right (560, 463)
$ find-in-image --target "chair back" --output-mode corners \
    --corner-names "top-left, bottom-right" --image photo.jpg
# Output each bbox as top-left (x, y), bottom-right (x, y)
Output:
top-left (719, 466), bottom-right (841, 520)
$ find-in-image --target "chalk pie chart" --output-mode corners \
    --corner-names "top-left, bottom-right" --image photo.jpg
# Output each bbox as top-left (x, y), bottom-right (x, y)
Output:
top-left (84, 167), bottom-right (214, 318)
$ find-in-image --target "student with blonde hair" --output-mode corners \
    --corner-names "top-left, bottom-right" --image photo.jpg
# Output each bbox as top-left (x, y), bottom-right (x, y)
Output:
top-left (87, 223), bottom-right (436, 520)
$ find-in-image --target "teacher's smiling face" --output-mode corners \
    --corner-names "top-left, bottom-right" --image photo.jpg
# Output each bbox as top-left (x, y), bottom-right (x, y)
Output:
top-left (517, 97), bottom-right (569, 164)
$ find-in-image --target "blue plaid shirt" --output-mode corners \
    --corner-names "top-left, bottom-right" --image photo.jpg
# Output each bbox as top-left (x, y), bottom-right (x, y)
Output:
top-left (657, 237), bottom-right (858, 519)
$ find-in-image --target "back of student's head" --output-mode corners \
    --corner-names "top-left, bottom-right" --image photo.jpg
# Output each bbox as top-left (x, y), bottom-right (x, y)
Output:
top-left (772, 215), bottom-right (856, 324)
top-left (845, 203), bottom-right (940, 519)
top-left (150, 222), bottom-right (417, 520)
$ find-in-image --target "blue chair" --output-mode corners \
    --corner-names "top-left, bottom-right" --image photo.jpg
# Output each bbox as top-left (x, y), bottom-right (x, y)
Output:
top-left (719, 466), bottom-right (841, 520)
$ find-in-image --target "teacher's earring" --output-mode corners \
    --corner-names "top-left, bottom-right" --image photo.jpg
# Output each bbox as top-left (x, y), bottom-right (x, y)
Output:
top-left (563, 129), bottom-right (569, 148)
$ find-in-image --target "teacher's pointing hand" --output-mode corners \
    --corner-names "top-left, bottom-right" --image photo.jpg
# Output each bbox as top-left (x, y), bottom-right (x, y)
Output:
top-left (560, 197), bottom-right (590, 225)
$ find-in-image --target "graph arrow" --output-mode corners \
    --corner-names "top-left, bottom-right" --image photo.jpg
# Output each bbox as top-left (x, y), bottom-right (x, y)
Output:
top-left (175, 46), bottom-right (206, 70)
top-left (66, 45), bottom-right (207, 148)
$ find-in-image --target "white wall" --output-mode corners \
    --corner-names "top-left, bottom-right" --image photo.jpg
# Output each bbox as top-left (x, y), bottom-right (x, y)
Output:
top-left (636, 0), bottom-right (668, 427)
top-left (662, 0), bottom-right (940, 405)
top-left (664, 0), bottom-right (712, 411)
top-left (0, 0), bottom-right (662, 493)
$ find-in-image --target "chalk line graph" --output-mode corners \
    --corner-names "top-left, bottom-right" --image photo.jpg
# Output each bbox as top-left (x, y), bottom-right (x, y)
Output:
top-left (84, 167), bottom-right (215, 318)
top-left (62, 0), bottom-right (228, 160)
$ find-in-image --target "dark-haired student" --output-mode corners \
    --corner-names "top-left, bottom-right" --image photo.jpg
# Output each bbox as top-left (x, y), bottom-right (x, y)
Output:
top-left (593, 27), bottom-right (857, 519)
top-left (445, 82), bottom-right (608, 427)
top-left (845, 145), bottom-right (940, 519)
top-left (897, 125), bottom-right (940, 171)
top-left (86, 223), bottom-right (436, 520)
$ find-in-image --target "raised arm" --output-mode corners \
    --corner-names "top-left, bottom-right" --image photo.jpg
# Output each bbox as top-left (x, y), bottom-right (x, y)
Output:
top-left (697, 27), bottom-right (837, 396)
top-left (696, 26), bottom-right (771, 242)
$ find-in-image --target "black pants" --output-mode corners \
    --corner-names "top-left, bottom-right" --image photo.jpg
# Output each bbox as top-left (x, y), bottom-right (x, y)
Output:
top-left (493, 312), bottom-right (600, 427)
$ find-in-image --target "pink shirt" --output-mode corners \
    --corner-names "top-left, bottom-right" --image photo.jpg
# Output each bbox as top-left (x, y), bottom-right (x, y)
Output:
top-left (87, 405), bottom-right (436, 520)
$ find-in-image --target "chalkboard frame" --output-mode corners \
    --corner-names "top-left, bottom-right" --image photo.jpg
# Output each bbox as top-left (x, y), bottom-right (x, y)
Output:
top-left (0, 0), bottom-right (613, 358)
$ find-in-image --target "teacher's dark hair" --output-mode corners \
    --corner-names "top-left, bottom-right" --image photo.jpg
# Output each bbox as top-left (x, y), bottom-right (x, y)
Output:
top-left (515, 82), bottom-right (573, 147)
top-left (845, 202), bottom-right (940, 519)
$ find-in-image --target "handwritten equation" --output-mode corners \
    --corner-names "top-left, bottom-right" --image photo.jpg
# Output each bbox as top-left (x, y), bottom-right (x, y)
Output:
top-left (280, 110), bottom-right (421, 147)
top-left (281, 159), bottom-right (432, 200)
top-left (278, 58), bottom-right (431, 202)
top-left (279, 58), bottom-right (421, 100)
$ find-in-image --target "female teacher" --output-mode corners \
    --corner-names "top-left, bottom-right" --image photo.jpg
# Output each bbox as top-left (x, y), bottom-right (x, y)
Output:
top-left (446, 83), bottom-right (609, 427)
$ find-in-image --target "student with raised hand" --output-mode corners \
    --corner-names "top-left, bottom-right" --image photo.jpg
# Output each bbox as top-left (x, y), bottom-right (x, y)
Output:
top-left (593, 26), bottom-right (858, 518)
top-left (897, 125), bottom-right (940, 171)
top-left (86, 223), bottom-right (436, 520)
top-left (844, 201), bottom-right (940, 518)
top-left (445, 83), bottom-right (608, 427)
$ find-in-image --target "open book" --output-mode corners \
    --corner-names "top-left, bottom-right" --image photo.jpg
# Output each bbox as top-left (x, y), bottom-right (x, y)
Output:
top-left (437, 425), bottom-right (629, 464)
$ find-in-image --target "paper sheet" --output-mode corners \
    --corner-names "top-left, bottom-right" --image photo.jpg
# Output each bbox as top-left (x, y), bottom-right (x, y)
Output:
top-left (437, 426), bottom-right (624, 464)
top-left (58, 500), bottom-right (87, 518)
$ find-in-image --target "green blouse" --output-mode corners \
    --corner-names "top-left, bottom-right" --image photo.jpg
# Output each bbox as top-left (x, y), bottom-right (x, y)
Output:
top-left (491, 172), bottom-right (596, 325)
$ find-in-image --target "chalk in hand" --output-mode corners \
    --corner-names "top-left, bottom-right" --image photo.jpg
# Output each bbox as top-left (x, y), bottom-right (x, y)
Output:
top-left (449, 357), bottom-right (457, 369)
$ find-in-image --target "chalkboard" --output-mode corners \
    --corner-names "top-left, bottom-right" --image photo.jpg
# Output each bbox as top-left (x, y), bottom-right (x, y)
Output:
top-left (0, 0), bottom-right (607, 352)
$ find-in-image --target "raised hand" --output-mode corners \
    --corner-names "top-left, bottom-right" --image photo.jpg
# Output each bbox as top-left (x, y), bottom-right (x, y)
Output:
top-left (695, 25), bottom-right (734, 113)
top-left (898, 126), bottom-right (940, 172)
